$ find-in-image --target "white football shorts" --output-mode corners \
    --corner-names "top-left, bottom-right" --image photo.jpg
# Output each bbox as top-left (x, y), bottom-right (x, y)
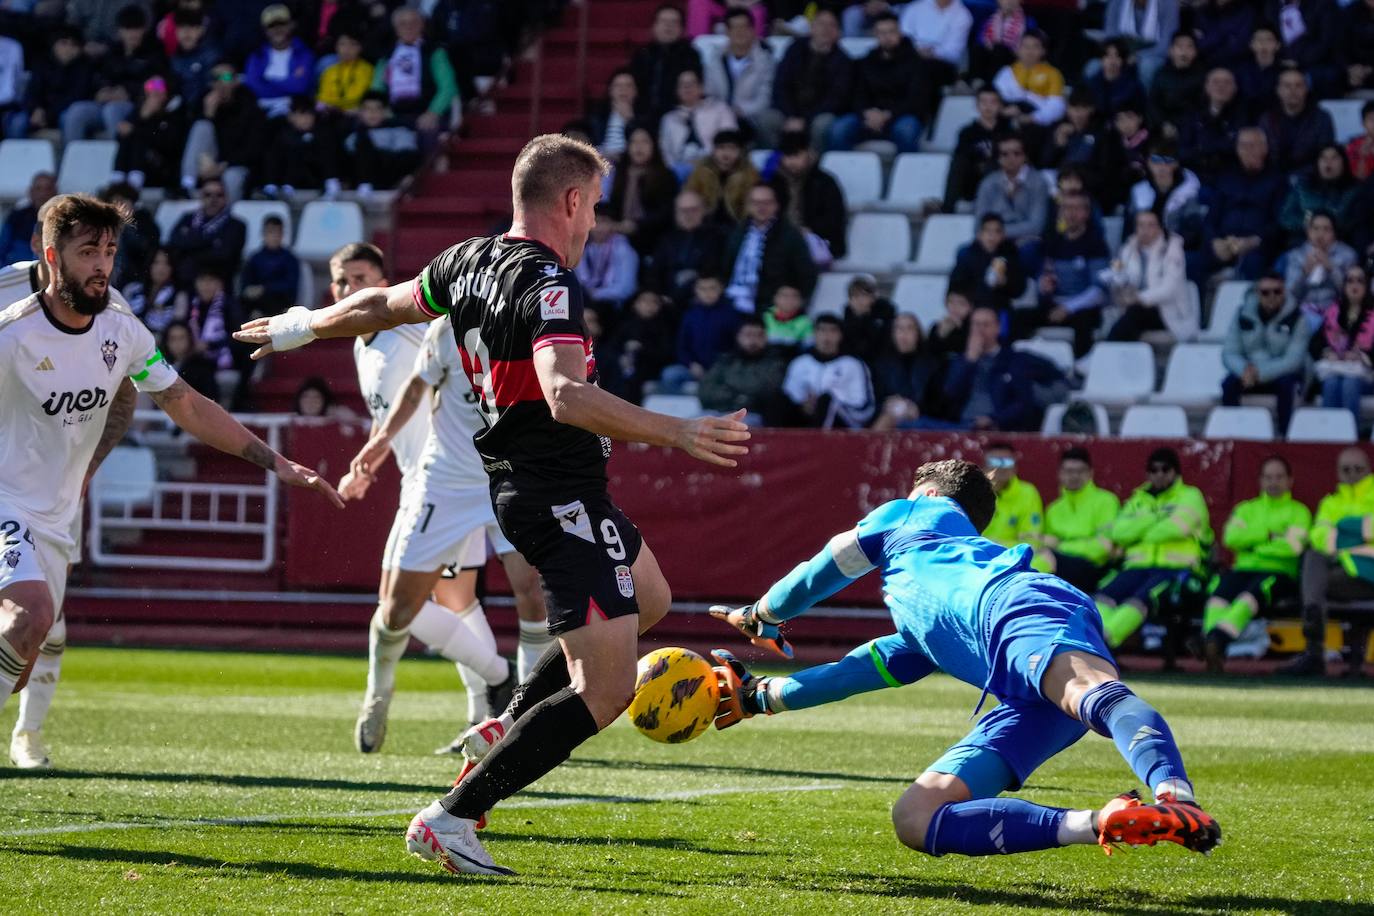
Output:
top-left (382, 478), bottom-right (514, 573)
top-left (0, 502), bottom-right (72, 611)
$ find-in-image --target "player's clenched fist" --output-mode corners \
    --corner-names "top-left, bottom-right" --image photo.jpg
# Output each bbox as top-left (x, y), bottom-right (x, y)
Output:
top-left (676, 409), bottom-right (751, 468)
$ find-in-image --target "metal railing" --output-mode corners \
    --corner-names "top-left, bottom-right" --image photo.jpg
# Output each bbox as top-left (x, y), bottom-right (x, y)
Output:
top-left (87, 411), bottom-right (294, 573)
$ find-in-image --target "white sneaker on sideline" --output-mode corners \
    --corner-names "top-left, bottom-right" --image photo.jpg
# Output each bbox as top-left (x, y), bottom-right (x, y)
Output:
top-left (354, 691), bottom-right (392, 754)
top-left (405, 801), bottom-right (515, 876)
top-left (10, 730), bottom-right (52, 769)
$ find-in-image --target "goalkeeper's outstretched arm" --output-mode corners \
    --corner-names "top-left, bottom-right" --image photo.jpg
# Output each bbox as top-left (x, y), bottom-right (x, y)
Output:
top-left (233, 281), bottom-right (429, 359)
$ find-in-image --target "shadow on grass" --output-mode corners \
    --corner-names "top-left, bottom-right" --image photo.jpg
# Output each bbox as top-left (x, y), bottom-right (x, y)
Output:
top-left (566, 756), bottom-right (908, 786)
top-left (0, 769), bottom-right (441, 794)
top-left (811, 872), bottom-right (1371, 916)
top-left (6, 843), bottom-right (682, 896)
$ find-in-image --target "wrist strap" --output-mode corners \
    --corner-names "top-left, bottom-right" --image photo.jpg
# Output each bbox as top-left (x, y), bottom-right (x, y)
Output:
top-left (270, 306), bottom-right (317, 353)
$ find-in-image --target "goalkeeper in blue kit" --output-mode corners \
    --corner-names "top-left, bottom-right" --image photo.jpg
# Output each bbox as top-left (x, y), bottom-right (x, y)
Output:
top-left (711, 459), bottom-right (1220, 858)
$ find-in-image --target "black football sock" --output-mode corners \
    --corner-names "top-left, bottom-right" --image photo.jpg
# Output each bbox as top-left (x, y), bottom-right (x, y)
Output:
top-left (504, 640), bottom-right (570, 722)
top-left (441, 686), bottom-right (598, 820)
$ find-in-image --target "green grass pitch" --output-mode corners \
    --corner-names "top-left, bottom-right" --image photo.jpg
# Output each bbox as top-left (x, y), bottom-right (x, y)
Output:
top-left (2, 647), bottom-right (1372, 915)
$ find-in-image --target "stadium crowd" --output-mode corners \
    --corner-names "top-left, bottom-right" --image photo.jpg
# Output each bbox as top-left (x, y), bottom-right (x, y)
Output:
top-left (0, 0), bottom-right (564, 406)
top-left (543, 0), bottom-right (1374, 437)
top-left (5, 1), bottom-right (1374, 432)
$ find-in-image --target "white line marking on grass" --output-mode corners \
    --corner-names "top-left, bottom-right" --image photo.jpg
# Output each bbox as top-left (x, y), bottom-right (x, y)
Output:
top-left (2, 782), bottom-right (843, 839)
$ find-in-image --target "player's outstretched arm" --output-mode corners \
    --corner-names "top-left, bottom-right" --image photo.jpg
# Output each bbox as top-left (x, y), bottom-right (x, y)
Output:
top-left (533, 343), bottom-right (750, 467)
top-left (343, 373), bottom-right (427, 495)
top-left (713, 526), bottom-right (878, 651)
top-left (233, 281), bottom-right (427, 360)
top-left (149, 380), bottom-right (344, 508)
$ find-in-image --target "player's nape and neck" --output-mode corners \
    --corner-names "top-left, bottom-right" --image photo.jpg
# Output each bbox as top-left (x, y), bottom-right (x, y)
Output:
top-left (507, 210), bottom-right (573, 268)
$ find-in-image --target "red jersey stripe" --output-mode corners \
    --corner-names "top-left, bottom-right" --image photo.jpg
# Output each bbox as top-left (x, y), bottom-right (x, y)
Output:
top-left (532, 334), bottom-right (587, 352)
top-left (486, 357), bottom-right (546, 407)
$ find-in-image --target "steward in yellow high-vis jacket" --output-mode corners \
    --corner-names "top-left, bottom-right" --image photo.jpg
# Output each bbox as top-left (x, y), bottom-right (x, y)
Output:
top-left (1200, 456), bottom-right (1311, 672)
top-left (981, 443), bottom-right (1050, 573)
top-left (1042, 446), bottom-right (1120, 594)
top-left (1094, 448), bottom-right (1211, 648)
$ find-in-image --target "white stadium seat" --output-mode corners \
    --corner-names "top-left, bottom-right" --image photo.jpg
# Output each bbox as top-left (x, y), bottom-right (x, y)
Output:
top-left (0, 138), bottom-right (55, 200)
top-left (1102, 214), bottom-right (1123, 253)
top-left (1320, 99), bottom-right (1365, 143)
top-left (1013, 336), bottom-right (1075, 374)
top-left (1041, 402), bottom-right (1110, 435)
top-left (691, 34), bottom-right (727, 62)
top-left (643, 394), bottom-right (702, 418)
top-left (766, 35), bottom-right (792, 60)
top-left (1287, 407), bottom-right (1358, 443)
top-left (927, 94), bottom-right (977, 153)
top-left (892, 274), bottom-right (949, 329)
top-left (1203, 406), bottom-right (1275, 441)
top-left (57, 139), bottom-right (117, 194)
top-left (153, 200), bottom-right (200, 242)
top-left (749, 149), bottom-right (774, 172)
top-left (809, 271), bottom-right (860, 316)
top-left (908, 213), bottom-right (973, 273)
top-left (832, 213), bottom-right (911, 273)
top-left (90, 445), bottom-right (157, 508)
top-left (839, 37), bottom-right (877, 59)
top-left (1119, 404), bottom-right (1189, 438)
top-left (877, 153), bottom-right (950, 213)
top-left (819, 150), bottom-right (883, 208)
top-left (1201, 280), bottom-right (1251, 341)
top-left (292, 200), bottom-right (365, 263)
top-left (1149, 343), bottom-right (1226, 407)
top-left (230, 200), bottom-right (293, 256)
top-left (1080, 342), bottom-right (1155, 405)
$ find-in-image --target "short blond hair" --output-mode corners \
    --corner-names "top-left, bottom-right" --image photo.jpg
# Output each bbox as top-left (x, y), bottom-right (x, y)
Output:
top-left (511, 134), bottom-right (609, 212)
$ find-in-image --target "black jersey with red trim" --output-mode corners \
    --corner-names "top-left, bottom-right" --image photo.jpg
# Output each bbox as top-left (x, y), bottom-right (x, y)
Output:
top-left (414, 234), bottom-right (610, 495)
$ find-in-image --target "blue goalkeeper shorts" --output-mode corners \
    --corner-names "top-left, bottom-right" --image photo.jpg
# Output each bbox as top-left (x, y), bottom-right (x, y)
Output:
top-left (928, 573), bottom-right (1117, 797)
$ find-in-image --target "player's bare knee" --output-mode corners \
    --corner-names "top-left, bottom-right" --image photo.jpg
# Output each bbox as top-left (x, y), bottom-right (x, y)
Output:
top-left (577, 670), bottom-right (636, 728)
top-left (2, 584), bottom-right (55, 643)
top-left (892, 773), bottom-right (969, 853)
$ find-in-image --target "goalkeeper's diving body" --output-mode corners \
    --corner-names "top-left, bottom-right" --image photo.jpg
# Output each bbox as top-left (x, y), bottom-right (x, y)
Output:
top-left (712, 458), bottom-right (1221, 858)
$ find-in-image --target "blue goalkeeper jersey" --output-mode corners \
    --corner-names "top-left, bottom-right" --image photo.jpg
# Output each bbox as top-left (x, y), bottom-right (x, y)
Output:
top-left (762, 497), bottom-right (1035, 690)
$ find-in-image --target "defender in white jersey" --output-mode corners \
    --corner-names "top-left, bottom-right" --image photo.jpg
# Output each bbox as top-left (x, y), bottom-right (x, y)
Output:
top-left (0, 195), bottom-right (344, 767)
top-left (345, 299), bottom-right (553, 755)
top-left (1, 196), bottom-right (141, 768)
top-left (331, 244), bottom-right (545, 754)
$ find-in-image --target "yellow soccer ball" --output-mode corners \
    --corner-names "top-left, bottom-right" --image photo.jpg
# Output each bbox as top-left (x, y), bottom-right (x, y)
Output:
top-left (628, 647), bottom-right (719, 744)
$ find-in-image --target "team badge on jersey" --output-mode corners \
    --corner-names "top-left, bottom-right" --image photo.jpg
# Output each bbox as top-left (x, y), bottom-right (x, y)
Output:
top-left (615, 564), bottom-right (634, 597)
top-left (553, 500), bottom-right (595, 543)
top-left (540, 286), bottom-right (570, 321)
top-left (101, 339), bottom-right (118, 372)
top-left (3, 549), bottom-right (19, 569)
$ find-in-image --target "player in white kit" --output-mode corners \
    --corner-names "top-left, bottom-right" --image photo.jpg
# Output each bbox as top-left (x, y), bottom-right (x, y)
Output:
top-left (345, 299), bottom-right (554, 753)
top-left (0, 196), bottom-right (343, 763)
top-left (332, 244), bottom-right (548, 753)
top-left (0, 195), bottom-right (139, 768)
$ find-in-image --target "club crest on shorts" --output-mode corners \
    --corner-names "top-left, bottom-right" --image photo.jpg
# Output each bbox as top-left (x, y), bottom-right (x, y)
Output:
top-left (101, 339), bottom-right (118, 373)
top-left (3, 548), bottom-right (19, 569)
top-left (615, 564), bottom-right (634, 597)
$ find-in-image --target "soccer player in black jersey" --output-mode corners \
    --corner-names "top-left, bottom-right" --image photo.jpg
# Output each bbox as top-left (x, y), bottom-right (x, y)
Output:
top-left (235, 134), bottom-right (750, 875)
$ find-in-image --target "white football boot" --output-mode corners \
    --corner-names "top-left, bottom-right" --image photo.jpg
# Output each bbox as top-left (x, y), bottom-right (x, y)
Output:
top-left (354, 691), bottom-right (392, 754)
top-left (10, 729), bottom-right (52, 769)
top-left (433, 712), bottom-right (513, 758)
top-left (405, 800), bottom-right (515, 875)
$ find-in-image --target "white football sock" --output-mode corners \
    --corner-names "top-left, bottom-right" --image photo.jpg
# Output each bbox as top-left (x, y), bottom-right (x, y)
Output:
top-left (1057, 808), bottom-right (1097, 845)
top-left (15, 650), bottom-right (61, 733)
top-left (517, 618), bottom-right (554, 682)
top-left (411, 600), bottom-right (508, 685)
top-left (457, 663), bottom-right (489, 723)
top-left (366, 608), bottom-right (411, 696)
top-left (1154, 778), bottom-right (1195, 803)
top-left (0, 635), bottom-right (30, 710)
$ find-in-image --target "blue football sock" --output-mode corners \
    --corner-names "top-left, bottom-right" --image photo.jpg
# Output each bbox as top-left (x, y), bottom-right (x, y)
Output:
top-left (772, 635), bottom-right (934, 711)
top-left (923, 798), bottom-right (1067, 857)
top-left (1077, 680), bottom-right (1190, 795)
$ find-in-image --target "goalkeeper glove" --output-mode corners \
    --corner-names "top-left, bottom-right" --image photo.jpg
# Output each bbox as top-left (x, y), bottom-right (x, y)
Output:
top-left (708, 603), bottom-right (794, 659)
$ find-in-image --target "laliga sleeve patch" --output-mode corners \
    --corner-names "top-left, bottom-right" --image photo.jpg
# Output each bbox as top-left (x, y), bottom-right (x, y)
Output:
top-left (540, 286), bottom-right (570, 320)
